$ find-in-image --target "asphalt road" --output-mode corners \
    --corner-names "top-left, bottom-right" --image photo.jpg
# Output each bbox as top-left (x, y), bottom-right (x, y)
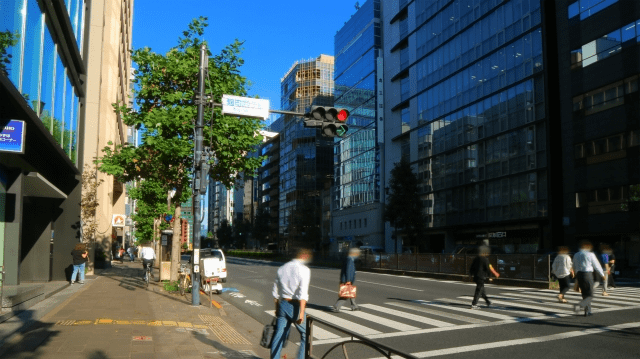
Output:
top-left (218, 258), bottom-right (640, 359)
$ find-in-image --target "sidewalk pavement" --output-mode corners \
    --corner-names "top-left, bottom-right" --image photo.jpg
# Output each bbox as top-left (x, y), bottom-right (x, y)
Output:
top-left (0, 260), bottom-right (298, 359)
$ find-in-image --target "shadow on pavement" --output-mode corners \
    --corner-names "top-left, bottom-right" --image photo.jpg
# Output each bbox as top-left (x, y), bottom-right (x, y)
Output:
top-left (192, 331), bottom-right (261, 359)
top-left (86, 350), bottom-right (109, 359)
top-left (0, 316), bottom-right (59, 359)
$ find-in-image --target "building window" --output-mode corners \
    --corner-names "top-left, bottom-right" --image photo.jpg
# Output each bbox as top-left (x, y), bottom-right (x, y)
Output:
top-left (359, 219), bottom-right (362, 228)
top-left (571, 20), bottom-right (640, 69)
top-left (364, 218), bottom-right (367, 227)
top-left (573, 75), bottom-right (638, 114)
top-left (568, 0), bottom-right (618, 21)
top-left (575, 131), bottom-right (638, 162)
top-left (340, 222), bottom-right (342, 230)
top-left (401, 107), bottom-right (410, 133)
top-left (576, 184), bottom-right (640, 213)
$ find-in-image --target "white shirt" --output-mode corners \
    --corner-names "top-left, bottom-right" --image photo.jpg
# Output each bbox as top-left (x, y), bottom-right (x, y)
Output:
top-left (272, 259), bottom-right (310, 301)
top-left (552, 254), bottom-right (572, 278)
top-left (140, 247), bottom-right (156, 260)
top-left (572, 249), bottom-right (604, 277)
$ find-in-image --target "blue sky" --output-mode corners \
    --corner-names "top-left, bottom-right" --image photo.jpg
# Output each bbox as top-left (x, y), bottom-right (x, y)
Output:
top-left (133, 0), bottom-right (360, 115)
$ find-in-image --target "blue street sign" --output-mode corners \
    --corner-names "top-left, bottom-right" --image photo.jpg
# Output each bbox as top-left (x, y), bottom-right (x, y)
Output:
top-left (0, 120), bottom-right (26, 154)
top-left (165, 214), bottom-right (173, 222)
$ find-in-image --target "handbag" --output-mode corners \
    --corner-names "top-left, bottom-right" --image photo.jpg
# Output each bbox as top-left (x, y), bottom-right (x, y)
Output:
top-left (339, 283), bottom-right (357, 298)
top-left (260, 318), bottom-right (291, 348)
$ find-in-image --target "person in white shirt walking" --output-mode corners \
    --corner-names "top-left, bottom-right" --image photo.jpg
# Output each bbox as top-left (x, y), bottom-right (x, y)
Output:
top-left (572, 241), bottom-right (605, 316)
top-left (139, 243), bottom-right (156, 280)
top-left (551, 246), bottom-right (574, 303)
top-left (270, 248), bottom-right (312, 359)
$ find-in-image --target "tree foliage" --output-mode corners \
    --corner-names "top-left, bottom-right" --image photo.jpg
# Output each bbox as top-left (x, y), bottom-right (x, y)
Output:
top-left (128, 179), bottom-right (171, 243)
top-left (80, 164), bottom-right (104, 243)
top-left (0, 30), bottom-right (19, 74)
top-left (384, 158), bottom-right (426, 251)
top-left (95, 17), bottom-right (265, 279)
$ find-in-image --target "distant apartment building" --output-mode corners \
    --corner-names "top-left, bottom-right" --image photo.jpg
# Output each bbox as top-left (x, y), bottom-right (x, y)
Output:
top-left (556, 0), bottom-right (640, 270)
top-left (382, 0), bottom-right (558, 253)
top-left (331, 0), bottom-right (384, 253)
top-left (278, 55), bottom-right (335, 252)
top-left (208, 180), bottom-right (242, 234)
top-left (181, 197), bottom-right (193, 246)
top-left (257, 129), bottom-right (281, 249)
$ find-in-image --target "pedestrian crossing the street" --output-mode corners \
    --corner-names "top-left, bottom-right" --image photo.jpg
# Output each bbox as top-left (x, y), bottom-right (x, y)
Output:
top-left (265, 286), bottom-right (640, 345)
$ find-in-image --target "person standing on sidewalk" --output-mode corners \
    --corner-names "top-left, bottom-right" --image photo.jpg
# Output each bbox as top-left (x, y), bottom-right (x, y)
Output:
top-left (270, 248), bottom-right (312, 359)
top-left (70, 243), bottom-right (88, 285)
top-left (127, 246), bottom-right (135, 262)
top-left (469, 245), bottom-right (500, 309)
top-left (331, 248), bottom-right (360, 312)
top-left (572, 241), bottom-right (605, 316)
top-left (551, 246), bottom-right (574, 303)
top-left (140, 243), bottom-right (156, 280)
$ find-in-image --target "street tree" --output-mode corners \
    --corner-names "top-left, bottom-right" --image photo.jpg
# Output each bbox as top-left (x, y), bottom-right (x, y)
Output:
top-left (384, 158), bottom-right (426, 252)
top-left (95, 17), bottom-right (264, 281)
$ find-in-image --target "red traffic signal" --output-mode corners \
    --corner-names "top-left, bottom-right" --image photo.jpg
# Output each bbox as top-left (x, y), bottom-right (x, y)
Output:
top-left (337, 109), bottom-right (349, 122)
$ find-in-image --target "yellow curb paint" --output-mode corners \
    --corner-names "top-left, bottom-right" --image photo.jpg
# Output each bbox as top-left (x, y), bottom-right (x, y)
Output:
top-left (132, 320), bottom-right (147, 325)
top-left (211, 300), bottom-right (222, 309)
top-left (116, 320), bottom-right (131, 325)
top-left (148, 321), bottom-right (163, 326)
top-left (162, 321), bottom-right (178, 326)
top-left (178, 322), bottom-right (193, 328)
top-left (74, 320), bottom-right (93, 325)
top-left (97, 319), bottom-right (113, 324)
top-left (193, 324), bottom-right (208, 329)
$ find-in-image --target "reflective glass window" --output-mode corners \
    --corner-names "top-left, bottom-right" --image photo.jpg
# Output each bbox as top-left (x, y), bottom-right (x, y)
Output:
top-left (22, 0), bottom-right (44, 112)
top-left (53, 52), bottom-right (66, 146)
top-left (41, 25), bottom-right (55, 128)
top-left (64, 76), bottom-right (73, 157)
top-left (1, 0), bottom-right (26, 87)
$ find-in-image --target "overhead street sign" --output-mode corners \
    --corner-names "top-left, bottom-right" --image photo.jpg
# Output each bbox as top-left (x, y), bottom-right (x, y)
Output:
top-left (221, 95), bottom-right (270, 120)
top-left (0, 119), bottom-right (26, 154)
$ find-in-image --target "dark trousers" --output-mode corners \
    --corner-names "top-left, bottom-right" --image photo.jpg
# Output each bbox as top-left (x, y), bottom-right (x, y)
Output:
top-left (472, 278), bottom-right (489, 305)
top-left (576, 271), bottom-right (594, 313)
top-left (334, 297), bottom-right (358, 310)
top-left (558, 276), bottom-right (571, 296)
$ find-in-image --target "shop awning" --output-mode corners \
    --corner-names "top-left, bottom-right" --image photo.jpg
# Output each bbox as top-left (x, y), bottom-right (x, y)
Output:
top-left (23, 172), bottom-right (67, 199)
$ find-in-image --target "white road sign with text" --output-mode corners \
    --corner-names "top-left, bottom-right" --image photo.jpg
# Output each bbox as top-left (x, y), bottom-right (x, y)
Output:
top-left (221, 95), bottom-right (270, 120)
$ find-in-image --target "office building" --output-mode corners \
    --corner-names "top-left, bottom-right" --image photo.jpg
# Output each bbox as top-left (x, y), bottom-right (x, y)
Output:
top-left (382, 0), bottom-right (557, 253)
top-left (331, 0), bottom-right (385, 252)
top-left (278, 55), bottom-right (335, 252)
top-left (556, 0), bottom-right (640, 270)
top-left (257, 129), bottom-right (281, 249)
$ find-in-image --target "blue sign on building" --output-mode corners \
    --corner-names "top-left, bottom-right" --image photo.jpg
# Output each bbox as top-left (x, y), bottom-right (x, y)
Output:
top-left (0, 120), bottom-right (26, 154)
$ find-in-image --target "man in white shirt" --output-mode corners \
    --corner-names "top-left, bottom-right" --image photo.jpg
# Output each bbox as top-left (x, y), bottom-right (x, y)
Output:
top-left (270, 248), bottom-right (312, 359)
top-left (140, 244), bottom-right (156, 279)
top-left (572, 241), bottom-right (605, 316)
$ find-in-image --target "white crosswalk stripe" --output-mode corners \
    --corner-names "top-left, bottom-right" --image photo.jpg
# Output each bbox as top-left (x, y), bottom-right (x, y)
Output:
top-left (359, 304), bottom-right (455, 327)
top-left (341, 309), bottom-right (421, 331)
top-left (499, 292), bottom-right (616, 309)
top-left (435, 298), bottom-right (545, 317)
top-left (265, 310), bottom-right (340, 340)
top-left (386, 302), bottom-right (489, 324)
top-left (305, 308), bottom-right (381, 336)
top-left (540, 289), bottom-right (640, 304)
top-left (458, 296), bottom-right (575, 315)
top-left (416, 299), bottom-right (517, 320)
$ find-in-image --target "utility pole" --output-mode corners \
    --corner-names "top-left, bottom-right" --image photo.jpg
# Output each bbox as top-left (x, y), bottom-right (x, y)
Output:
top-left (191, 43), bottom-right (208, 306)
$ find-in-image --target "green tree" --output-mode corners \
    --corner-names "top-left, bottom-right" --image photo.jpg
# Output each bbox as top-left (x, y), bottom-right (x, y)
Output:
top-left (216, 220), bottom-right (233, 248)
top-left (95, 17), bottom-right (264, 281)
top-left (384, 158), bottom-right (426, 252)
top-left (129, 179), bottom-right (171, 243)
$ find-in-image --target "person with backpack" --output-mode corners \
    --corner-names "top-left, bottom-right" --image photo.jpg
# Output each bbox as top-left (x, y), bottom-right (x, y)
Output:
top-left (70, 243), bottom-right (89, 285)
top-left (599, 244), bottom-right (613, 296)
top-left (469, 245), bottom-right (500, 309)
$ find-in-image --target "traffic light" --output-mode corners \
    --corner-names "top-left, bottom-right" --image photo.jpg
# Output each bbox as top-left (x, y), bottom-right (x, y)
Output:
top-left (303, 106), bottom-right (349, 138)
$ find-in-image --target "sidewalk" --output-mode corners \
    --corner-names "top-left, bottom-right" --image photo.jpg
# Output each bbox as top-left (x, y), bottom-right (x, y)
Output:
top-left (0, 260), bottom-right (298, 359)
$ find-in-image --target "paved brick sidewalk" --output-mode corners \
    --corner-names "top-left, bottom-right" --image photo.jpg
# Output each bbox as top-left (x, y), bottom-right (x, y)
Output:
top-left (0, 261), bottom-right (297, 359)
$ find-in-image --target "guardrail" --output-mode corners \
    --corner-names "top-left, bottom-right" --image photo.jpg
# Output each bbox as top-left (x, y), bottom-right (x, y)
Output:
top-left (305, 315), bottom-right (419, 359)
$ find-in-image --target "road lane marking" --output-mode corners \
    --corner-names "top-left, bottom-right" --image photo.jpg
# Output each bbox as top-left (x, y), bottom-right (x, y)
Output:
top-left (308, 305), bottom-right (640, 346)
top-left (306, 308), bottom-right (382, 336)
top-left (265, 310), bottom-right (341, 340)
top-left (382, 321), bottom-right (640, 358)
top-left (385, 302), bottom-right (488, 324)
top-left (310, 285), bottom-right (337, 293)
top-left (422, 300), bottom-right (521, 320)
top-left (342, 310), bottom-right (421, 331)
top-left (500, 292), bottom-right (626, 308)
top-left (359, 304), bottom-right (455, 328)
top-left (357, 280), bottom-right (424, 291)
top-left (458, 296), bottom-right (574, 315)
top-left (540, 289), bottom-right (640, 304)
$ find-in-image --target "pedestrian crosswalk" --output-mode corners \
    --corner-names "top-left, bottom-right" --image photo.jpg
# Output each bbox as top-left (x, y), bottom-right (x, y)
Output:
top-left (265, 286), bottom-right (640, 345)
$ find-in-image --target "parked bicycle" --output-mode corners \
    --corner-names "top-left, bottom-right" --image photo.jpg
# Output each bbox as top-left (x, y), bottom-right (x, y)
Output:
top-left (178, 263), bottom-right (191, 296)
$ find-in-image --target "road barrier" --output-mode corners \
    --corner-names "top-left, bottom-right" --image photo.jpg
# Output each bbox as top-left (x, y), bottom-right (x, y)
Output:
top-left (305, 314), bottom-right (419, 359)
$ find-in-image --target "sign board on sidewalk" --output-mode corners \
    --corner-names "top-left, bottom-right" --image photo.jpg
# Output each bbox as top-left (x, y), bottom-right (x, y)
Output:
top-left (0, 120), bottom-right (26, 154)
top-left (222, 95), bottom-right (270, 120)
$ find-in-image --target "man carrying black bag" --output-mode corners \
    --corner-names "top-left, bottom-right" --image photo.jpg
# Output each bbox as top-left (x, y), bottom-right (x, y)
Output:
top-left (266, 248), bottom-right (312, 359)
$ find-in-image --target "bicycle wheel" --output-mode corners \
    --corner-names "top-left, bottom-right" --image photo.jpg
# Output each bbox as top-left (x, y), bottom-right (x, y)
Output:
top-left (145, 269), bottom-right (150, 288)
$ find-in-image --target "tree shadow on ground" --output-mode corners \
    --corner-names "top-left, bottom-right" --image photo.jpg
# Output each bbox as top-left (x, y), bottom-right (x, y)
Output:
top-left (0, 314), bottom-right (59, 359)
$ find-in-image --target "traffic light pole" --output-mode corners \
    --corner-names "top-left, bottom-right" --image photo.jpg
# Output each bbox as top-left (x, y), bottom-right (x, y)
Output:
top-left (191, 43), bottom-right (208, 307)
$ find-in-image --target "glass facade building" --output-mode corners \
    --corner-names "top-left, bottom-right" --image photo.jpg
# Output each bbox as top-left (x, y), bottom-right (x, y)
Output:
top-left (1, 0), bottom-right (85, 164)
top-left (332, 0), bottom-right (385, 250)
top-left (383, 0), bottom-right (554, 253)
top-left (278, 55), bottom-right (335, 251)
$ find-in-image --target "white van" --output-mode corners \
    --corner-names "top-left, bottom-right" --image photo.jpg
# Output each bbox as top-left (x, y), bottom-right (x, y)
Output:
top-left (198, 248), bottom-right (227, 283)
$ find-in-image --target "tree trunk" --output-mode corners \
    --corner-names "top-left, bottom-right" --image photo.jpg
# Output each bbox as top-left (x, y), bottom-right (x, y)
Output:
top-left (170, 205), bottom-right (181, 281)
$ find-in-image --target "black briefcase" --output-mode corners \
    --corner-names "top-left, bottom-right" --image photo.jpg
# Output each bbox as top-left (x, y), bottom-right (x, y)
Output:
top-left (260, 318), bottom-right (290, 348)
